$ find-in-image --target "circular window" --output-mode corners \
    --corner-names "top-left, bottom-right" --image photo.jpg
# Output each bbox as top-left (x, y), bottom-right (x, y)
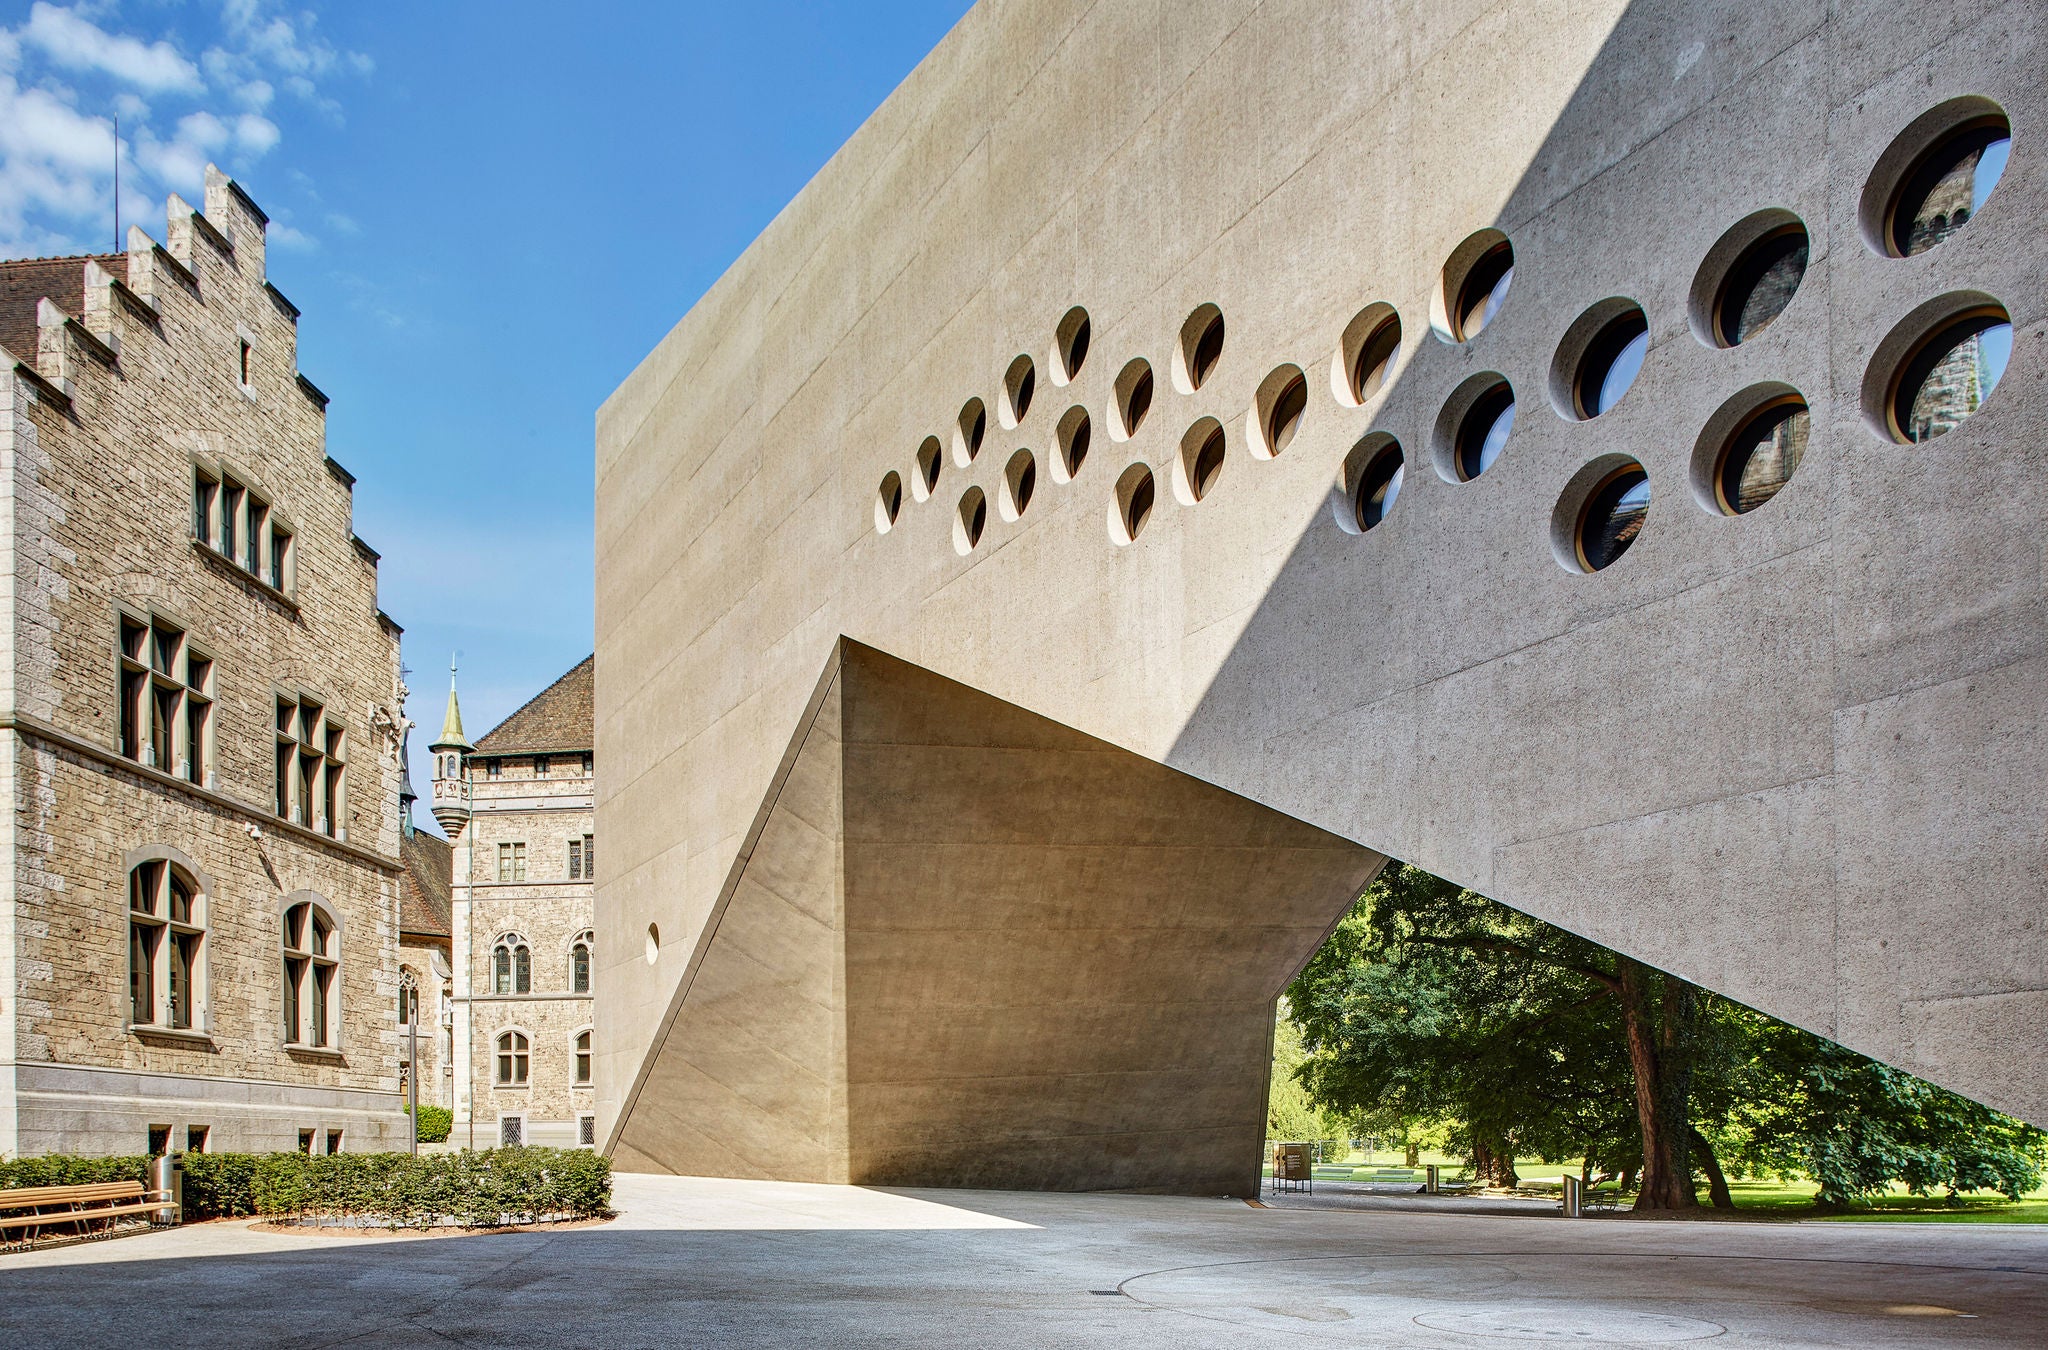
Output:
top-left (1249, 364), bottom-right (1308, 459)
top-left (645, 924), bottom-right (659, 965)
top-left (1552, 300), bottom-right (1649, 420)
top-left (953, 486), bottom-right (987, 554)
top-left (1172, 303), bottom-right (1225, 394)
top-left (912, 435), bottom-right (943, 501)
top-left (1053, 405), bottom-right (1091, 483)
top-left (1696, 390), bottom-right (1809, 516)
top-left (1331, 304), bottom-right (1401, 407)
top-left (874, 471), bottom-right (904, 533)
top-left (1434, 374), bottom-right (1516, 483)
top-left (999, 449), bottom-right (1037, 522)
top-left (1174, 418), bottom-right (1226, 505)
top-left (953, 398), bottom-right (987, 466)
top-left (1332, 432), bottom-right (1404, 534)
top-left (1000, 354), bottom-right (1036, 428)
top-left (1862, 99), bottom-right (2011, 258)
top-left (1053, 306), bottom-right (1091, 385)
top-left (1111, 358), bottom-right (1154, 440)
top-left (1690, 211), bottom-right (1809, 348)
top-left (1553, 457), bottom-right (1650, 573)
top-left (1108, 462), bottom-right (1155, 546)
top-left (1882, 304), bottom-right (2011, 443)
top-left (1435, 230), bottom-right (1514, 342)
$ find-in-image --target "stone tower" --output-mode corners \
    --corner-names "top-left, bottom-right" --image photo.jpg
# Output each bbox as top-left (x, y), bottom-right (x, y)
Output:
top-left (429, 659), bottom-right (473, 837)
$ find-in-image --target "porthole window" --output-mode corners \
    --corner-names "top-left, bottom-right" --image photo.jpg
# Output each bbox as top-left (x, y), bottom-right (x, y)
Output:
top-left (1863, 100), bottom-right (2011, 258)
top-left (1108, 462), bottom-right (1154, 546)
top-left (1000, 354), bottom-right (1036, 428)
top-left (1708, 220), bottom-right (1808, 347)
top-left (1053, 406), bottom-right (1091, 483)
top-left (1172, 303), bottom-right (1225, 394)
top-left (1249, 364), bottom-right (1307, 459)
top-left (1111, 358), bottom-right (1154, 440)
top-left (1712, 396), bottom-right (1809, 515)
top-left (1435, 230), bottom-right (1514, 342)
top-left (874, 471), bottom-right (903, 533)
top-left (953, 397), bottom-right (987, 467)
top-left (1884, 306), bottom-right (2012, 443)
top-left (1553, 301), bottom-right (1649, 420)
top-left (1436, 375), bottom-right (1516, 483)
top-left (1332, 304), bottom-right (1401, 407)
top-left (1332, 432), bottom-right (1404, 534)
top-left (1554, 458), bottom-right (1650, 573)
top-left (645, 924), bottom-right (659, 965)
top-left (1174, 418), bottom-right (1226, 505)
top-left (999, 449), bottom-right (1036, 522)
top-left (954, 486), bottom-right (987, 554)
top-left (1053, 306), bottom-right (1091, 385)
top-left (913, 436), bottom-right (943, 502)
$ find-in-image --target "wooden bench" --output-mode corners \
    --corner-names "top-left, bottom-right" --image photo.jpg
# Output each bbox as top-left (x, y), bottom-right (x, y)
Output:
top-left (0, 1181), bottom-right (176, 1249)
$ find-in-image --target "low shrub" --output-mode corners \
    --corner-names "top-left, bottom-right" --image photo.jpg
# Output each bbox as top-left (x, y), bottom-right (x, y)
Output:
top-left (406, 1104), bottom-right (454, 1143)
top-left (0, 1154), bottom-right (149, 1189)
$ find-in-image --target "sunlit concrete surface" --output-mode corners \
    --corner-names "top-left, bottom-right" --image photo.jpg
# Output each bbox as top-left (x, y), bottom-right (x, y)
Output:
top-left (5, 1173), bottom-right (2045, 1347)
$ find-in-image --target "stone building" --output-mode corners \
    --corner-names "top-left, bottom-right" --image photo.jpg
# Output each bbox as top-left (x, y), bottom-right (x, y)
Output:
top-left (0, 166), bottom-right (410, 1157)
top-left (431, 657), bottom-right (596, 1149)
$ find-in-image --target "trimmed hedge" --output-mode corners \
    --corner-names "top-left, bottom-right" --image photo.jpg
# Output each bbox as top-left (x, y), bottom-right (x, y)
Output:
top-left (406, 1104), bottom-right (454, 1143)
top-left (1, 1147), bottom-right (610, 1228)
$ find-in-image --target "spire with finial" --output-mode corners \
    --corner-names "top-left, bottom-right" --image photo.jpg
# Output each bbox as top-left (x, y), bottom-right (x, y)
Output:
top-left (427, 654), bottom-right (474, 834)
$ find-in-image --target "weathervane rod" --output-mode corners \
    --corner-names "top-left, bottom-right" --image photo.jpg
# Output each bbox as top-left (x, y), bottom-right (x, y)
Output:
top-left (112, 117), bottom-right (119, 253)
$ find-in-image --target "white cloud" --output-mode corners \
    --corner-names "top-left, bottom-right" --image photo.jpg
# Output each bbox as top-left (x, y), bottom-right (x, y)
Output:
top-left (22, 3), bottom-right (200, 94)
top-left (234, 111), bottom-right (278, 155)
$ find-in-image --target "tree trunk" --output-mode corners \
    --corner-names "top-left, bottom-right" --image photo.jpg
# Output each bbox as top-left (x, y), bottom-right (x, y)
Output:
top-left (1472, 1136), bottom-right (1519, 1188)
top-left (1691, 1125), bottom-right (1734, 1210)
top-left (1405, 1141), bottom-right (1419, 1168)
top-left (1620, 958), bottom-right (1698, 1210)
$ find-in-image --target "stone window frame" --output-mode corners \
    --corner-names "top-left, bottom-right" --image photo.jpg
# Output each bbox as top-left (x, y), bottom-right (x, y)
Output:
top-left (486, 757), bottom-right (502, 781)
top-left (567, 833), bottom-right (596, 881)
top-left (492, 932), bottom-right (532, 994)
top-left (190, 454), bottom-right (298, 598)
top-left (576, 1113), bottom-right (596, 1148)
top-left (114, 604), bottom-right (216, 788)
top-left (535, 755), bottom-right (551, 777)
top-left (499, 1112), bottom-right (526, 1146)
top-left (567, 929), bottom-right (594, 994)
top-left (571, 1024), bottom-right (593, 1087)
top-left (494, 1027), bottom-right (532, 1089)
top-left (278, 890), bottom-right (344, 1054)
top-left (123, 844), bottom-right (215, 1040)
top-left (496, 841), bottom-right (528, 883)
top-left (273, 689), bottom-right (348, 839)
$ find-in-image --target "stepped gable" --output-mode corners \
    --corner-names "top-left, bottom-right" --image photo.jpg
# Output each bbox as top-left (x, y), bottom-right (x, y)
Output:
top-left (474, 655), bottom-right (594, 755)
top-left (400, 830), bottom-right (454, 939)
top-left (0, 254), bottom-right (124, 369)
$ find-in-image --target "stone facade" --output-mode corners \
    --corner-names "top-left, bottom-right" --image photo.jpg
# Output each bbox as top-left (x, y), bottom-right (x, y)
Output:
top-left (0, 166), bottom-right (409, 1157)
top-left (432, 658), bottom-right (596, 1149)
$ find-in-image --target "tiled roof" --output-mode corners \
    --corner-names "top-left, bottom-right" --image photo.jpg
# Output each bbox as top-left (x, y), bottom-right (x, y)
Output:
top-left (400, 830), bottom-right (454, 939)
top-left (0, 254), bottom-right (124, 371)
top-left (475, 655), bottom-right (594, 755)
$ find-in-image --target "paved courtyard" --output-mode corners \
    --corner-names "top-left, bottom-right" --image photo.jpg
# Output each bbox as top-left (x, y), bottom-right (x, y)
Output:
top-left (4, 1172), bottom-right (2045, 1347)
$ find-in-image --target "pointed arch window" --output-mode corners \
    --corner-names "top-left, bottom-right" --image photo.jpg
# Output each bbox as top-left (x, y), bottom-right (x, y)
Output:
top-left (282, 895), bottom-right (340, 1048)
top-left (570, 931), bottom-right (593, 994)
top-left (129, 857), bottom-right (206, 1031)
top-left (493, 936), bottom-right (531, 994)
top-left (573, 1028), bottom-right (592, 1086)
top-left (495, 1030), bottom-right (530, 1086)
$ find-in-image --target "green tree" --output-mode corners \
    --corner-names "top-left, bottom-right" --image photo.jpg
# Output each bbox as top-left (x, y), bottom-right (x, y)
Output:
top-left (1267, 1013), bottom-right (1351, 1161)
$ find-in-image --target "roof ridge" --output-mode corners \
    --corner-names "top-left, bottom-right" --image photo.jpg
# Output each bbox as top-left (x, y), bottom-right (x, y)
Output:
top-left (474, 654), bottom-right (595, 752)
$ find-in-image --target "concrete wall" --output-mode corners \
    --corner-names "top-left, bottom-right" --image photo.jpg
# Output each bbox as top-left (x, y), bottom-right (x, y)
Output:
top-left (597, 0), bottom-right (2048, 1174)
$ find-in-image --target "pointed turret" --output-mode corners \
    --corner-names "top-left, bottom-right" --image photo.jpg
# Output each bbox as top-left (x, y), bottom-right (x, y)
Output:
top-left (428, 657), bottom-right (474, 835)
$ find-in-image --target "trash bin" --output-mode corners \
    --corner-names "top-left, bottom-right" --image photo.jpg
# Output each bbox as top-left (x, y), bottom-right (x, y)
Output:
top-left (148, 1152), bottom-right (184, 1225)
top-left (1560, 1173), bottom-right (1582, 1218)
top-left (1423, 1164), bottom-right (1440, 1195)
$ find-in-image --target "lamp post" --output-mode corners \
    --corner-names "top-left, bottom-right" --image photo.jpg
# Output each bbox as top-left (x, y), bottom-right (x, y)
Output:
top-left (400, 969), bottom-right (419, 1156)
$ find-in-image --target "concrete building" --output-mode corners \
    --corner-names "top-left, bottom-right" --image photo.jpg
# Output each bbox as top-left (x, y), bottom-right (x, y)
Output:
top-left (434, 658), bottom-right (597, 1149)
top-left (594, 0), bottom-right (2047, 1195)
top-left (0, 168), bottom-right (411, 1157)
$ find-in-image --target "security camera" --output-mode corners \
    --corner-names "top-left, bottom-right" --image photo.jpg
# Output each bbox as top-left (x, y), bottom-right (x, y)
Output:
top-left (245, 822), bottom-right (263, 841)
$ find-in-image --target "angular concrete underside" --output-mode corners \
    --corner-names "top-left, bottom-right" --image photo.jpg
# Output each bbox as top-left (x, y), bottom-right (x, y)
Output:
top-left (611, 641), bottom-right (1381, 1194)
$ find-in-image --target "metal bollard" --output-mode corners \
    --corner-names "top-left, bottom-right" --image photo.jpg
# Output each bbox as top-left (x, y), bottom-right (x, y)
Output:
top-left (1423, 1164), bottom-right (1440, 1195)
top-left (147, 1153), bottom-right (184, 1225)
top-left (1561, 1173), bottom-right (1582, 1218)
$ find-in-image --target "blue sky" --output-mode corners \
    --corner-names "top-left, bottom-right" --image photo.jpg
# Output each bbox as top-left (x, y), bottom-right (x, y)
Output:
top-left (0, 0), bottom-right (972, 831)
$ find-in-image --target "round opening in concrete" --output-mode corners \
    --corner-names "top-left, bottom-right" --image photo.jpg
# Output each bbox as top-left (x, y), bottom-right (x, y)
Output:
top-left (1108, 462), bottom-right (1155, 545)
top-left (1690, 384), bottom-right (1809, 516)
top-left (912, 435), bottom-right (943, 502)
top-left (1248, 364), bottom-right (1307, 459)
top-left (1331, 303), bottom-right (1401, 407)
top-left (999, 448), bottom-right (1037, 522)
top-left (1052, 305), bottom-right (1091, 385)
top-left (1433, 229), bottom-right (1514, 343)
top-left (874, 471), bottom-right (903, 533)
top-left (1433, 373), bottom-right (1516, 483)
top-left (644, 924), bottom-right (659, 965)
top-left (954, 486), bottom-right (988, 554)
top-left (1551, 299), bottom-right (1648, 421)
top-left (954, 397), bottom-right (987, 467)
top-left (1553, 455), bottom-right (1650, 573)
top-left (1052, 405), bottom-right (1091, 484)
top-left (1861, 96), bottom-right (2010, 258)
top-left (1000, 353), bottom-right (1036, 429)
top-left (1172, 303), bottom-right (1225, 394)
top-left (1689, 210), bottom-right (1808, 348)
top-left (1111, 358), bottom-right (1154, 441)
top-left (1174, 418), bottom-right (1226, 505)
top-left (1331, 432), bottom-right (1404, 534)
top-left (1862, 291), bottom-right (2011, 443)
